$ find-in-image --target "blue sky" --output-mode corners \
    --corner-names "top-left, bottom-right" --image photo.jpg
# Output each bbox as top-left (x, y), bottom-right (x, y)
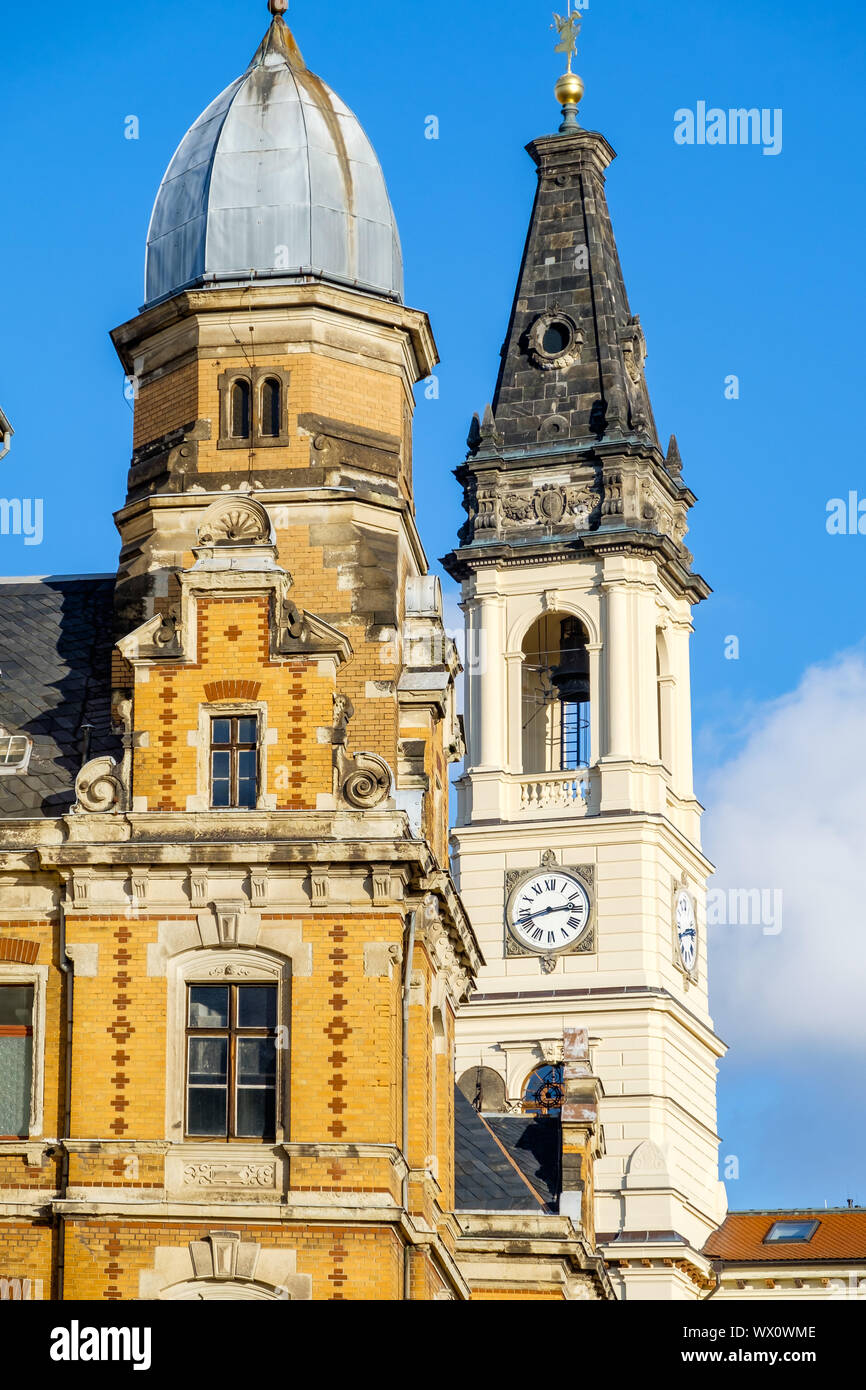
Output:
top-left (1, 0), bottom-right (865, 1210)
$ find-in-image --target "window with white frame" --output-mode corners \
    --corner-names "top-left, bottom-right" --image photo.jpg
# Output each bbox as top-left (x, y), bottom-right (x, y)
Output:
top-left (0, 964), bottom-right (48, 1142)
top-left (210, 716), bottom-right (259, 809)
top-left (185, 981), bottom-right (279, 1141)
top-left (0, 984), bottom-right (33, 1138)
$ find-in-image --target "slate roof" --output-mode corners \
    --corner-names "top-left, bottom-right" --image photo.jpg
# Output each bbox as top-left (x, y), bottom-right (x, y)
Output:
top-left (454, 1086), bottom-right (560, 1212)
top-left (0, 577), bottom-right (121, 818)
top-left (705, 1210), bottom-right (866, 1263)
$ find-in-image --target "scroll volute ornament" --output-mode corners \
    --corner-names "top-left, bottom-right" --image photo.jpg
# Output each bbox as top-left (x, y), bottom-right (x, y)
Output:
top-left (73, 696), bottom-right (133, 814)
top-left (331, 693), bottom-right (391, 810)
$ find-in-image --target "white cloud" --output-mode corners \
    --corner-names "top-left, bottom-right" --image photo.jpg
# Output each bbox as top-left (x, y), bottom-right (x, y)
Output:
top-left (704, 648), bottom-right (866, 1053)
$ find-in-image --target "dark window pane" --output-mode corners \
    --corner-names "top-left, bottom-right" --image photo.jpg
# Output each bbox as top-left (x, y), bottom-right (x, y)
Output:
top-left (231, 380), bottom-right (251, 438)
top-left (188, 1036), bottom-right (227, 1085)
top-left (188, 1086), bottom-right (227, 1137)
top-left (542, 321), bottom-right (570, 355)
top-left (188, 987), bottom-right (229, 1029)
top-left (211, 778), bottom-right (230, 808)
top-left (237, 750), bottom-right (256, 779)
top-left (0, 985), bottom-right (33, 1027)
top-left (237, 1037), bottom-right (277, 1084)
top-left (211, 721), bottom-right (231, 747)
top-left (211, 751), bottom-right (231, 779)
top-left (236, 1086), bottom-right (275, 1140)
top-left (237, 717), bottom-right (257, 744)
top-left (0, 1036), bottom-right (32, 1136)
top-left (236, 776), bottom-right (257, 810)
top-left (261, 379), bottom-right (281, 438)
top-left (237, 986), bottom-right (277, 1030)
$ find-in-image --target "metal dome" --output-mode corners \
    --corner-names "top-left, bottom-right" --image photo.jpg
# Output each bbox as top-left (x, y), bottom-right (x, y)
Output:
top-left (144, 17), bottom-right (403, 308)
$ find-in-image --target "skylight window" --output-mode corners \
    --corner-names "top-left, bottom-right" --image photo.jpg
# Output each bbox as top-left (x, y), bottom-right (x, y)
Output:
top-left (0, 729), bottom-right (33, 776)
top-left (763, 1220), bottom-right (820, 1244)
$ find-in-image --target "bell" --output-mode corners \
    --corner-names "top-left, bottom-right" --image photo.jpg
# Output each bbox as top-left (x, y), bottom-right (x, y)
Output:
top-left (550, 618), bottom-right (590, 704)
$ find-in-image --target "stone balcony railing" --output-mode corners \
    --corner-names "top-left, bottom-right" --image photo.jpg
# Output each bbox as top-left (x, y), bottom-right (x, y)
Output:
top-left (512, 768), bottom-right (594, 818)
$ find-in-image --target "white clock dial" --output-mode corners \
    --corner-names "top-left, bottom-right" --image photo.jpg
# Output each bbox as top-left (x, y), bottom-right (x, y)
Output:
top-left (508, 871), bottom-right (591, 953)
top-left (675, 889), bottom-right (697, 971)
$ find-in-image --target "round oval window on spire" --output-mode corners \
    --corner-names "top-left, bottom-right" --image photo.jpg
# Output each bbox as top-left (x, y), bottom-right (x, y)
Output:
top-left (527, 312), bottom-right (582, 371)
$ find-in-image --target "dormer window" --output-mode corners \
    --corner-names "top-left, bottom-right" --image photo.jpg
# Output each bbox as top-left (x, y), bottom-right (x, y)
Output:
top-left (219, 368), bottom-right (290, 449)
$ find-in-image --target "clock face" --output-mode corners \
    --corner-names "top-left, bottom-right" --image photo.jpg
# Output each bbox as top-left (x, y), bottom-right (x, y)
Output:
top-left (508, 871), bottom-right (591, 954)
top-left (675, 890), bottom-right (697, 972)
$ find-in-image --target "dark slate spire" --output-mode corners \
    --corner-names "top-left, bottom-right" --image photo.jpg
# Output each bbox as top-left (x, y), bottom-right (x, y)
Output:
top-left (443, 116), bottom-right (708, 605)
top-left (485, 127), bottom-right (658, 454)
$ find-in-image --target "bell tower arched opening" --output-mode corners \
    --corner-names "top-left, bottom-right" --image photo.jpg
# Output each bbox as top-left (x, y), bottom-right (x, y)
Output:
top-left (521, 613), bottom-right (591, 775)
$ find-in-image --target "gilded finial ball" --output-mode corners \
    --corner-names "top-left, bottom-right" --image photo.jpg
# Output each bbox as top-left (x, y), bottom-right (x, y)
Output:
top-left (268, 0), bottom-right (288, 15)
top-left (555, 71), bottom-right (585, 108)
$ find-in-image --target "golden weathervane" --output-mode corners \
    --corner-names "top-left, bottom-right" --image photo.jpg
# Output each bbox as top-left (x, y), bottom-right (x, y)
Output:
top-left (552, 7), bottom-right (581, 73)
top-left (551, 3), bottom-right (585, 130)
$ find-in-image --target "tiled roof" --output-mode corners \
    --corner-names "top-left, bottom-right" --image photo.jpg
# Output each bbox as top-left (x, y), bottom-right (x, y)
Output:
top-left (454, 1087), bottom-right (559, 1212)
top-left (483, 1111), bottom-right (560, 1210)
top-left (0, 577), bottom-right (121, 818)
top-left (705, 1211), bottom-right (866, 1263)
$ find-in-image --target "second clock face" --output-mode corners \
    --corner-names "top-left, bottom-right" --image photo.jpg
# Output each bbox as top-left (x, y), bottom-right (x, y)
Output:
top-left (675, 889), bottom-right (697, 971)
top-left (508, 871), bottom-right (591, 954)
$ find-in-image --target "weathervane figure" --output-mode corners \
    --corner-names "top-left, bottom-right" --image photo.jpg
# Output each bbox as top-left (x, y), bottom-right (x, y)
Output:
top-left (552, 6), bottom-right (581, 74)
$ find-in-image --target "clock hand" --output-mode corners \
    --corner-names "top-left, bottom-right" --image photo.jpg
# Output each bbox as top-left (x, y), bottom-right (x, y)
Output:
top-left (519, 903), bottom-right (571, 923)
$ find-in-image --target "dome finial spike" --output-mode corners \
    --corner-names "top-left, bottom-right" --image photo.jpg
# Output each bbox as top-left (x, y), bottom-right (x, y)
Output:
top-left (552, 3), bottom-right (585, 132)
top-left (268, 0), bottom-right (288, 15)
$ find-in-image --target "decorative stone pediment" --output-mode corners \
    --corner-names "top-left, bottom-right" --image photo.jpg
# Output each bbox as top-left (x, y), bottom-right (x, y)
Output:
top-left (139, 1232), bottom-right (312, 1301)
top-left (117, 608), bottom-right (183, 662)
top-left (276, 602), bottom-right (353, 667)
top-left (624, 1139), bottom-right (671, 1190)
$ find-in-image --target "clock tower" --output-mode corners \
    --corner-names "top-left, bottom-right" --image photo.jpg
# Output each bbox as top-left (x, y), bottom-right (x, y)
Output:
top-left (444, 49), bottom-right (727, 1299)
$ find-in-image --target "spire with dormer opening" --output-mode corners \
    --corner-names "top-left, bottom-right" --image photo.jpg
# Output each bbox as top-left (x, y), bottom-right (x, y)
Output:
top-left (444, 11), bottom-right (705, 608)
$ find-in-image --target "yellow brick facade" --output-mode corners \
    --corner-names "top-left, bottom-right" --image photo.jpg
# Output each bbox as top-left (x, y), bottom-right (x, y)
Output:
top-left (0, 248), bottom-right (606, 1307)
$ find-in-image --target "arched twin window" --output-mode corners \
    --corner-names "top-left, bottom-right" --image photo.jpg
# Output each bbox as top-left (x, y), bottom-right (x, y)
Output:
top-left (220, 369), bottom-right (289, 447)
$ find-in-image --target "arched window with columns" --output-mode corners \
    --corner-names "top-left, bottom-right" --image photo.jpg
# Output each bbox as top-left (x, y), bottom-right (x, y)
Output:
top-left (520, 612), bottom-right (591, 774)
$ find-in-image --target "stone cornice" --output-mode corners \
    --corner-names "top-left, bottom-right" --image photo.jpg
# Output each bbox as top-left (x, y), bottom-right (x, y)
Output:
top-left (111, 281), bottom-right (439, 384)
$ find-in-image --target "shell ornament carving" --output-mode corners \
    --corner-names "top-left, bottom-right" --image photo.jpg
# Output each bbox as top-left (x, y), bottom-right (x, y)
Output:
top-left (197, 496), bottom-right (272, 546)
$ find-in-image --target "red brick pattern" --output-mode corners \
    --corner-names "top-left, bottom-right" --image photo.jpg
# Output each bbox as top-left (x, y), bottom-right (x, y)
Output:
top-left (0, 939), bottom-right (39, 965)
top-left (203, 679), bottom-right (262, 702)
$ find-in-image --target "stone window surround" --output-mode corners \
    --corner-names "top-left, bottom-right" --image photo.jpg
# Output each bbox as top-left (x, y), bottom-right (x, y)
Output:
top-left (217, 366), bottom-right (291, 449)
top-left (187, 700), bottom-right (277, 813)
top-left (0, 961), bottom-right (48, 1140)
top-left (166, 947), bottom-right (291, 1146)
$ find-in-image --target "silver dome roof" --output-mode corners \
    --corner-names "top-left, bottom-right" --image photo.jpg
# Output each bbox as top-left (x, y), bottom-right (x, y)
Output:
top-left (144, 18), bottom-right (403, 307)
